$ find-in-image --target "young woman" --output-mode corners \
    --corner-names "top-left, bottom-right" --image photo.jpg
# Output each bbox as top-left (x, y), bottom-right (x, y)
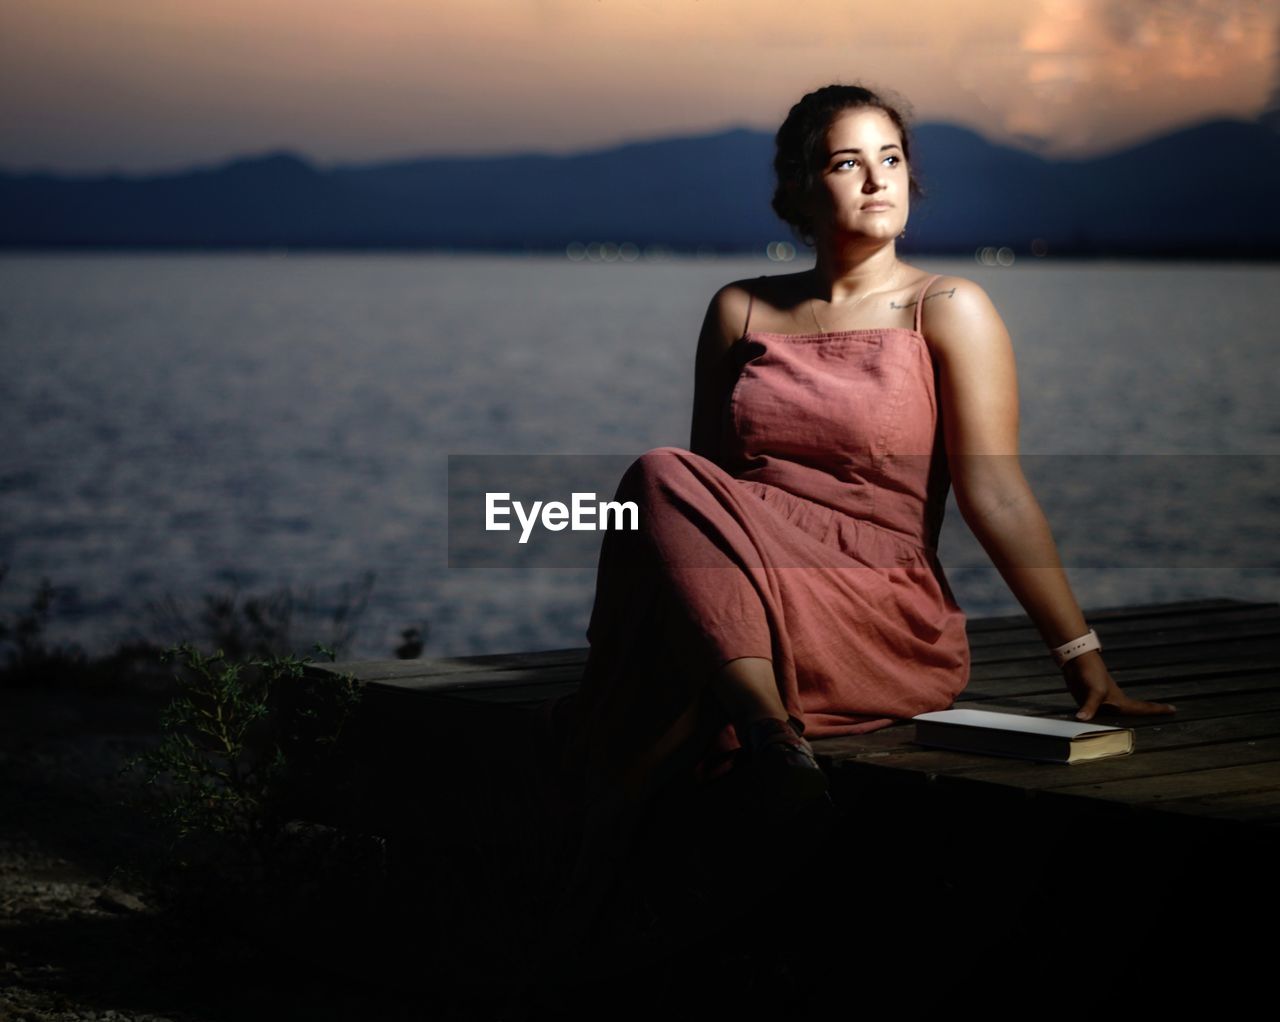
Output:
top-left (540, 82), bottom-right (1177, 957)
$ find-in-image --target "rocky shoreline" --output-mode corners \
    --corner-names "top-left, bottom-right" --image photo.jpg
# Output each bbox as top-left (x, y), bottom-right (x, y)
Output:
top-left (1, 683), bottom-right (181, 1022)
top-left (0, 683), bottom-right (441, 1022)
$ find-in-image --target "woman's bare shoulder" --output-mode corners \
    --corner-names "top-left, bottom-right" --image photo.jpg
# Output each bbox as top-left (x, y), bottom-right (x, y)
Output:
top-left (919, 274), bottom-right (1008, 338)
top-left (706, 279), bottom-right (753, 332)
top-left (705, 272), bottom-right (809, 339)
top-left (916, 271), bottom-right (1013, 379)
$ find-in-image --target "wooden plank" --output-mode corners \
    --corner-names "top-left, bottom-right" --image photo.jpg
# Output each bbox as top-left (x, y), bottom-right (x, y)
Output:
top-left (1149, 787), bottom-right (1280, 827)
top-left (969, 634), bottom-right (1280, 677)
top-left (956, 683), bottom-right (1277, 722)
top-left (436, 658), bottom-right (1280, 712)
top-left (962, 596), bottom-right (1270, 633)
top-left (406, 664), bottom-right (1273, 712)
top-left (966, 602), bottom-right (1280, 654)
top-left (304, 654), bottom-right (583, 687)
top-left (361, 663), bottom-right (586, 693)
top-left (963, 657), bottom-right (1278, 696)
top-left (1042, 760), bottom-right (1280, 818)
top-left (927, 736), bottom-right (1280, 791)
top-left (967, 640), bottom-right (1279, 682)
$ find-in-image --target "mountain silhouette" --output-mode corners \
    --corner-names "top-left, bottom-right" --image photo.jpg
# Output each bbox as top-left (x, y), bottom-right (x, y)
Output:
top-left (1, 119), bottom-right (1277, 256)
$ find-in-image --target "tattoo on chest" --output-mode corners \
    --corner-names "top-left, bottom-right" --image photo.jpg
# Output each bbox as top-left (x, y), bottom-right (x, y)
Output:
top-left (889, 287), bottom-right (956, 311)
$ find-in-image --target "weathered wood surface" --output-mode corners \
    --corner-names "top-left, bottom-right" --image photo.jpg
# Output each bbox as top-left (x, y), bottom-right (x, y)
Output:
top-left (305, 596), bottom-right (1280, 839)
top-left (291, 596), bottom-right (1280, 1004)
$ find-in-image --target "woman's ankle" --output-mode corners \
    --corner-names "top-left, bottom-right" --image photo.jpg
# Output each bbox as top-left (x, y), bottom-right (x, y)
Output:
top-left (738, 714), bottom-right (803, 752)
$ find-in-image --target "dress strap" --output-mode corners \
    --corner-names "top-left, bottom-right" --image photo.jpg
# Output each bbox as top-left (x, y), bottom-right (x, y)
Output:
top-left (914, 273), bottom-right (941, 335)
top-left (742, 275), bottom-right (766, 338)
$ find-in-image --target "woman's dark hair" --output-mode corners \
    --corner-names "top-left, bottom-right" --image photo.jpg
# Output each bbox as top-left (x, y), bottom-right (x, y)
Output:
top-left (771, 83), bottom-right (925, 246)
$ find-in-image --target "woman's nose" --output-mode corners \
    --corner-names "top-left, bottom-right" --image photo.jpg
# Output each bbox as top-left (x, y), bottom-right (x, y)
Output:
top-left (864, 167), bottom-right (886, 192)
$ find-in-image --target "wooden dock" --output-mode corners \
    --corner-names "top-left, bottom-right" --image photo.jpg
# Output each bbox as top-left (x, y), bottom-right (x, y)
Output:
top-left (298, 595), bottom-right (1280, 1007)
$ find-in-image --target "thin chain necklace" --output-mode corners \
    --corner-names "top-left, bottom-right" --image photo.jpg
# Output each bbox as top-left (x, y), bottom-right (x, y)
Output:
top-left (808, 267), bottom-right (900, 333)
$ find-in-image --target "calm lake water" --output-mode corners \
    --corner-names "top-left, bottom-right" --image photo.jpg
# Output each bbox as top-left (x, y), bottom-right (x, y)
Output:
top-left (2, 253), bottom-right (1277, 660)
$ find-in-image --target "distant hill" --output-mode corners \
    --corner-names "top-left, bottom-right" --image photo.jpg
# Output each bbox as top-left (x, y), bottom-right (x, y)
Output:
top-left (2, 119), bottom-right (1278, 256)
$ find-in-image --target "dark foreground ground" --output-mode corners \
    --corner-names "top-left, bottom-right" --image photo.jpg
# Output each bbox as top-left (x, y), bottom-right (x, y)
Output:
top-left (3, 674), bottom-right (1274, 1021)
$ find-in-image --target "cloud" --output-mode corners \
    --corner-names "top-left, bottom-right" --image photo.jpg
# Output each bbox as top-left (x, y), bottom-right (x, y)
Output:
top-left (978, 0), bottom-right (1280, 155)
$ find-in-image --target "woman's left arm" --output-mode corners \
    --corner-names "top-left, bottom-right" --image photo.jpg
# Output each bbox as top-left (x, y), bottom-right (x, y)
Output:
top-left (925, 277), bottom-right (1176, 721)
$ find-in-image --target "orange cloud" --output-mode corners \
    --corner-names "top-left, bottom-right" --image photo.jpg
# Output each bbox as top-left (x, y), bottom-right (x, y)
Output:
top-left (980, 0), bottom-right (1279, 155)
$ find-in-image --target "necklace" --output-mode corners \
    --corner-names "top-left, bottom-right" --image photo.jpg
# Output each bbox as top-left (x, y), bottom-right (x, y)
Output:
top-left (808, 268), bottom-right (900, 333)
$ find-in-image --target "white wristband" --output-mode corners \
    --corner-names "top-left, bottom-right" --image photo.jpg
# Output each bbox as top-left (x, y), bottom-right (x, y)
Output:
top-left (1051, 627), bottom-right (1101, 668)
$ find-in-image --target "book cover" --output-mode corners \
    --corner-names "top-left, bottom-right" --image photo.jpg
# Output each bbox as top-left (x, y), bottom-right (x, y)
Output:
top-left (912, 708), bottom-right (1136, 764)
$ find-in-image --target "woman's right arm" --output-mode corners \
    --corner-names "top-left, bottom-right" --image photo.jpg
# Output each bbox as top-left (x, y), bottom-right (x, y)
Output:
top-left (689, 283), bottom-right (750, 466)
top-left (926, 276), bottom-right (1176, 720)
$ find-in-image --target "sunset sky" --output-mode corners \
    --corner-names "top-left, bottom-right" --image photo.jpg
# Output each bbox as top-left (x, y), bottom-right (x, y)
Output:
top-left (1, 0), bottom-right (1276, 174)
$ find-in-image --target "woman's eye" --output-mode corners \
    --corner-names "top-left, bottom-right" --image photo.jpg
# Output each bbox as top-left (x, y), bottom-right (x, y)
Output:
top-left (833, 155), bottom-right (900, 170)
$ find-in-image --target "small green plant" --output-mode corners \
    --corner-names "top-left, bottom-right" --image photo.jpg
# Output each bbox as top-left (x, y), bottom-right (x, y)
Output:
top-left (126, 641), bottom-right (363, 892)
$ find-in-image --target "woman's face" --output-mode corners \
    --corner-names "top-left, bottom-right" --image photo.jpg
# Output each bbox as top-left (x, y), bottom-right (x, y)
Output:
top-left (807, 106), bottom-right (910, 247)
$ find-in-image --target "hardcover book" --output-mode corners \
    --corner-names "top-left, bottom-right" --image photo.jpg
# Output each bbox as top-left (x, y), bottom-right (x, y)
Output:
top-left (912, 708), bottom-right (1135, 764)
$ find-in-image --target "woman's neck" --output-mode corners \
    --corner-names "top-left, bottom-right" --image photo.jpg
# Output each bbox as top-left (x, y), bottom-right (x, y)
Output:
top-left (810, 240), bottom-right (902, 303)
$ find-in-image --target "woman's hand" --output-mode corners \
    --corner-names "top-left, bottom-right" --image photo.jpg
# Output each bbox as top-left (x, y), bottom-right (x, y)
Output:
top-left (1063, 652), bottom-right (1177, 721)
